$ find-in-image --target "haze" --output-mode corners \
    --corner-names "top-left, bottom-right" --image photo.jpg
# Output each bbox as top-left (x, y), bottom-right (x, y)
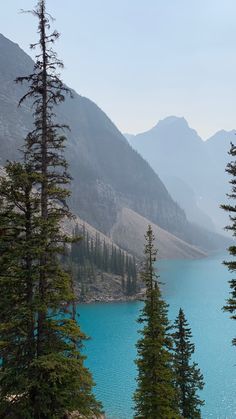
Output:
top-left (1, 0), bottom-right (236, 138)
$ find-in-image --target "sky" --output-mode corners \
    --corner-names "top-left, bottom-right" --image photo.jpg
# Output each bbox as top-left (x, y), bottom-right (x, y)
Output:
top-left (1, 0), bottom-right (236, 139)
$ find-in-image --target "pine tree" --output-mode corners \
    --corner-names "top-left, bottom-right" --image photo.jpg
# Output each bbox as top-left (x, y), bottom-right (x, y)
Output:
top-left (133, 225), bottom-right (180, 419)
top-left (221, 142), bottom-right (236, 345)
top-left (0, 162), bottom-right (40, 416)
top-left (172, 308), bottom-right (204, 418)
top-left (126, 272), bottom-right (132, 296)
top-left (0, 1), bottom-right (101, 417)
top-left (69, 224), bottom-right (138, 298)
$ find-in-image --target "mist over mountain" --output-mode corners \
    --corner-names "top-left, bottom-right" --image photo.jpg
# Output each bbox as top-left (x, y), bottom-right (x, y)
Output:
top-left (0, 33), bottom-right (231, 256)
top-left (0, 34), bottom-right (187, 234)
top-left (126, 116), bottom-right (234, 234)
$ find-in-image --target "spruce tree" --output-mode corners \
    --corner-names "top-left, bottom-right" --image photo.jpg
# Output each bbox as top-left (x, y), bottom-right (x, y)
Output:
top-left (221, 142), bottom-right (236, 345)
top-left (133, 225), bottom-right (180, 419)
top-left (0, 162), bottom-right (40, 417)
top-left (0, 1), bottom-right (101, 417)
top-left (172, 308), bottom-right (204, 419)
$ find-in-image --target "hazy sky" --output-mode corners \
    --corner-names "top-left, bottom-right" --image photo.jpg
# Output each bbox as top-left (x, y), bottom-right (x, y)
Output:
top-left (1, 0), bottom-right (236, 138)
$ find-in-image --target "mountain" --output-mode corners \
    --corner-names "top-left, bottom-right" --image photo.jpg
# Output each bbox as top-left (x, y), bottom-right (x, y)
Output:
top-left (110, 207), bottom-right (206, 259)
top-left (203, 130), bottom-right (235, 231)
top-left (0, 34), bottom-right (188, 236)
top-left (0, 34), bottom-right (231, 255)
top-left (127, 116), bottom-right (234, 234)
top-left (127, 116), bottom-right (206, 190)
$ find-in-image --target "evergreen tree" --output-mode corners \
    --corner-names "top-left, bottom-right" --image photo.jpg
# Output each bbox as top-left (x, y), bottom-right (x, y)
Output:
top-left (172, 308), bottom-right (204, 418)
top-left (70, 224), bottom-right (138, 297)
top-left (126, 272), bottom-right (132, 296)
top-left (221, 142), bottom-right (236, 345)
top-left (102, 240), bottom-right (109, 272)
top-left (133, 225), bottom-right (180, 419)
top-left (0, 162), bottom-right (40, 417)
top-left (0, 1), bottom-right (101, 417)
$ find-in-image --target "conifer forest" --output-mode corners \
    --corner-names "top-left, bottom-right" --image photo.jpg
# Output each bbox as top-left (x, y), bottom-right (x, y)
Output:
top-left (0, 1), bottom-right (235, 418)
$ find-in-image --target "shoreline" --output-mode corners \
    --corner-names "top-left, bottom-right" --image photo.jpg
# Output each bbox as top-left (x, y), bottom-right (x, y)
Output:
top-left (76, 291), bottom-right (145, 305)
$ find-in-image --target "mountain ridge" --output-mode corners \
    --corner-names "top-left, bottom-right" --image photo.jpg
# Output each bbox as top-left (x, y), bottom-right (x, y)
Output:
top-left (126, 116), bottom-right (234, 234)
top-left (0, 33), bottom-right (231, 256)
top-left (0, 33), bottom-right (188, 238)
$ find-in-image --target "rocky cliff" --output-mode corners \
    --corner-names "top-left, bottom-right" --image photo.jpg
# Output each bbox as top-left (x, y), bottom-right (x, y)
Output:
top-left (0, 34), bottom-right (231, 256)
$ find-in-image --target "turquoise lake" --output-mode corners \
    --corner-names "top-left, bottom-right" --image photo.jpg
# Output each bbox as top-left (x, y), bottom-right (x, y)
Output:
top-left (78, 255), bottom-right (236, 419)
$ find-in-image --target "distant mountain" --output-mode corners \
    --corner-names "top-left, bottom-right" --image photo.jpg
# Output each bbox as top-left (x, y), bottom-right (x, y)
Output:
top-left (0, 34), bottom-right (231, 255)
top-left (204, 130), bottom-right (235, 231)
top-left (162, 176), bottom-right (215, 231)
top-left (126, 116), bottom-right (234, 234)
top-left (0, 34), bottom-right (188, 236)
top-left (127, 116), bottom-right (206, 189)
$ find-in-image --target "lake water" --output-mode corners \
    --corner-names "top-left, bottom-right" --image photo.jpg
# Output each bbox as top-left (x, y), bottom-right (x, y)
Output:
top-left (78, 255), bottom-right (236, 419)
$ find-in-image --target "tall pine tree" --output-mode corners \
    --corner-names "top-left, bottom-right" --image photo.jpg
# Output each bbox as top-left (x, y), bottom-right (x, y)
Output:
top-left (133, 225), bottom-right (180, 419)
top-left (221, 142), bottom-right (236, 345)
top-left (172, 308), bottom-right (204, 418)
top-left (0, 1), bottom-right (102, 417)
top-left (0, 162), bottom-right (40, 417)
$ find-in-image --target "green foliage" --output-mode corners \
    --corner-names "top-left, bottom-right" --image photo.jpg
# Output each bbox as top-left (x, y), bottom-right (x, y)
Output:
top-left (221, 142), bottom-right (236, 344)
top-left (172, 308), bottom-right (204, 418)
top-left (133, 225), bottom-right (180, 419)
top-left (0, 1), bottom-right (101, 417)
top-left (70, 224), bottom-right (138, 297)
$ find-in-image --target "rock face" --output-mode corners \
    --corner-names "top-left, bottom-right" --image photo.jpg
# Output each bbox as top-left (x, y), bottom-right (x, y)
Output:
top-left (111, 207), bottom-right (206, 260)
top-left (0, 33), bottom-right (231, 256)
top-left (0, 33), bottom-right (187, 238)
top-left (74, 270), bottom-right (139, 304)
